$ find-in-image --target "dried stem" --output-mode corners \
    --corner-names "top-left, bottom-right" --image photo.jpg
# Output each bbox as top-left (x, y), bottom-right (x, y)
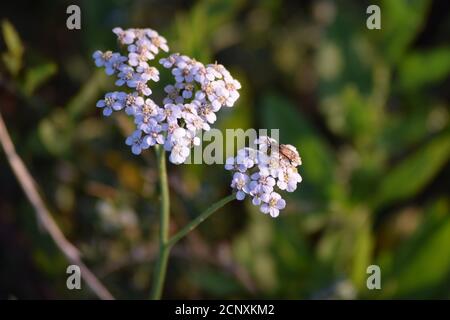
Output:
top-left (0, 112), bottom-right (114, 300)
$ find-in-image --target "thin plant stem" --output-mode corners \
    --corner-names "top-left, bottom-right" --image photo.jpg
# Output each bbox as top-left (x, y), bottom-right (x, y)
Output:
top-left (150, 145), bottom-right (171, 299)
top-left (167, 194), bottom-right (235, 248)
top-left (149, 145), bottom-right (236, 299)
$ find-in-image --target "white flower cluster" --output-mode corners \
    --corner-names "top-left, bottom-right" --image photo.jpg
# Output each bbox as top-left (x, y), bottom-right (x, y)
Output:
top-left (93, 28), bottom-right (241, 164)
top-left (225, 137), bottom-right (302, 217)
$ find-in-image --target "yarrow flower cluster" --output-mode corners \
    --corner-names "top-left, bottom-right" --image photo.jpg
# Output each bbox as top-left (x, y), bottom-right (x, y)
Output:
top-left (93, 27), bottom-right (241, 164)
top-left (225, 137), bottom-right (302, 217)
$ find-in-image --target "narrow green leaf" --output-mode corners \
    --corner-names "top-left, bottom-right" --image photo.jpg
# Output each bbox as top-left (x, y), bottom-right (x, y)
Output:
top-left (374, 130), bottom-right (450, 208)
top-left (23, 63), bottom-right (57, 95)
top-left (351, 221), bottom-right (373, 289)
top-left (380, 200), bottom-right (450, 298)
top-left (381, 0), bottom-right (431, 63)
top-left (1, 19), bottom-right (24, 76)
top-left (399, 47), bottom-right (450, 90)
top-left (66, 69), bottom-right (109, 120)
top-left (2, 20), bottom-right (23, 56)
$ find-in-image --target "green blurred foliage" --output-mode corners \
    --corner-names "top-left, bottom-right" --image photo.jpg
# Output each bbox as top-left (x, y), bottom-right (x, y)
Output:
top-left (0, 0), bottom-right (449, 299)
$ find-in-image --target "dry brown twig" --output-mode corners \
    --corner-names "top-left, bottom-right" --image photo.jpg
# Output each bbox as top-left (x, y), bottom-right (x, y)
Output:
top-left (0, 112), bottom-right (114, 300)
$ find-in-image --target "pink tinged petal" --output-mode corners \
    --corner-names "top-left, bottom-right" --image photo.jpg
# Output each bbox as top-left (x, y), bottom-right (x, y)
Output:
top-left (269, 207), bottom-right (279, 218)
top-left (277, 199), bottom-right (286, 210)
top-left (160, 43), bottom-right (169, 52)
top-left (267, 177), bottom-right (276, 187)
top-left (103, 108), bottom-right (113, 116)
top-left (156, 135), bottom-right (165, 144)
top-left (236, 191), bottom-right (246, 201)
top-left (131, 145), bottom-right (141, 155)
top-left (277, 180), bottom-right (287, 190)
top-left (112, 27), bottom-right (123, 35)
top-left (93, 51), bottom-right (102, 59)
top-left (287, 182), bottom-right (297, 192)
top-left (260, 204), bottom-right (269, 214)
top-left (112, 102), bottom-right (123, 110)
top-left (252, 197), bottom-right (261, 206)
top-left (105, 67), bottom-right (115, 75)
top-left (125, 137), bottom-right (133, 146)
top-left (211, 99), bottom-right (222, 109)
top-left (181, 147), bottom-right (190, 157)
top-left (261, 193), bottom-right (271, 203)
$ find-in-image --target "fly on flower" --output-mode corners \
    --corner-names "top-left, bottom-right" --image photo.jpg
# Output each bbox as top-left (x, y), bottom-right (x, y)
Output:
top-left (279, 144), bottom-right (302, 166)
top-left (257, 136), bottom-right (301, 166)
top-left (225, 136), bottom-right (302, 218)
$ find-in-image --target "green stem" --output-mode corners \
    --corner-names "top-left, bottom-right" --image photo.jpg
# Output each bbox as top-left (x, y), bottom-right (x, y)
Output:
top-left (150, 145), bottom-right (170, 300)
top-left (150, 145), bottom-right (235, 299)
top-left (167, 193), bottom-right (235, 248)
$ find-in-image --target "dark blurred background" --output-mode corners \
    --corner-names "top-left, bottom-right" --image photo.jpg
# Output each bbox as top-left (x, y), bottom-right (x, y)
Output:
top-left (0, 0), bottom-right (449, 299)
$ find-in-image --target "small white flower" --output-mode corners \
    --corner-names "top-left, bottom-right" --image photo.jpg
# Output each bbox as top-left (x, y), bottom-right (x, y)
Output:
top-left (163, 85), bottom-right (184, 104)
top-left (205, 64), bottom-right (223, 80)
top-left (196, 101), bottom-right (217, 124)
top-left (145, 30), bottom-right (169, 53)
top-left (127, 44), bottom-right (154, 67)
top-left (260, 192), bottom-right (286, 218)
top-left (185, 114), bottom-right (210, 133)
top-left (225, 156), bottom-right (236, 171)
top-left (159, 54), bottom-right (179, 69)
top-left (137, 65), bottom-right (160, 82)
top-left (181, 82), bottom-right (195, 99)
top-left (96, 91), bottom-right (126, 116)
top-left (231, 172), bottom-right (250, 201)
top-left (94, 27), bottom-right (241, 162)
top-left (93, 51), bottom-right (126, 75)
top-left (250, 172), bottom-right (276, 194)
top-left (258, 154), bottom-right (282, 178)
top-left (180, 103), bottom-right (198, 121)
top-left (128, 80), bottom-right (152, 96)
top-left (169, 141), bottom-right (190, 164)
top-left (158, 103), bottom-right (182, 124)
top-left (172, 61), bottom-right (194, 83)
top-left (277, 167), bottom-right (302, 192)
top-left (143, 120), bottom-right (165, 146)
top-left (125, 130), bottom-right (149, 155)
top-left (124, 93), bottom-right (144, 115)
top-left (115, 64), bottom-right (136, 87)
top-left (235, 149), bottom-right (255, 172)
top-left (113, 27), bottom-right (135, 45)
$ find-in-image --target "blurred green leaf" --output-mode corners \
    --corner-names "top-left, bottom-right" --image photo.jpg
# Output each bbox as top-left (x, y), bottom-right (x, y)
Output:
top-left (191, 267), bottom-right (242, 296)
top-left (323, 85), bottom-right (380, 147)
top-left (381, 107), bottom-right (430, 154)
top-left (35, 70), bottom-right (109, 158)
top-left (67, 69), bottom-right (110, 120)
top-left (233, 204), bottom-right (278, 294)
top-left (38, 108), bottom-right (73, 157)
top-left (1, 19), bottom-right (24, 76)
top-left (351, 219), bottom-right (373, 289)
top-left (23, 63), bottom-right (57, 95)
top-left (379, 200), bottom-right (450, 298)
top-left (380, 0), bottom-right (431, 63)
top-left (374, 130), bottom-right (450, 208)
top-left (172, 0), bottom-right (243, 60)
top-left (261, 93), bottom-right (335, 203)
top-left (399, 47), bottom-right (450, 90)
